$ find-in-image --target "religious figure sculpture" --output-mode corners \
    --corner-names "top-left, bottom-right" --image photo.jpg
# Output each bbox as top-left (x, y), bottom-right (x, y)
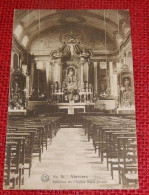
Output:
top-left (121, 77), bottom-right (132, 107)
top-left (124, 78), bottom-right (130, 91)
top-left (61, 66), bottom-right (79, 102)
top-left (67, 68), bottom-right (75, 83)
top-left (12, 81), bottom-right (21, 102)
top-left (9, 80), bottom-right (25, 109)
top-left (65, 66), bottom-right (77, 92)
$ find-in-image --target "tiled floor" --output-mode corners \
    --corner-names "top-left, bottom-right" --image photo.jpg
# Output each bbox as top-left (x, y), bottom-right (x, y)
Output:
top-left (22, 128), bottom-right (121, 190)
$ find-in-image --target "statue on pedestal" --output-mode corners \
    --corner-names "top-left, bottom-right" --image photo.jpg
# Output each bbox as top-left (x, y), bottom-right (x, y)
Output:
top-left (121, 77), bottom-right (132, 107)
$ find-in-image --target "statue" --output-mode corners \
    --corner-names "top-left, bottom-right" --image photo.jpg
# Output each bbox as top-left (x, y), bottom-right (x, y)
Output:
top-left (121, 77), bottom-right (132, 107)
top-left (67, 68), bottom-right (75, 83)
top-left (10, 80), bottom-right (26, 109)
top-left (124, 78), bottom-right (130, 91)
top-left (12, 81), bottom-right (21, 103)
top-left (65, 66), bottom-right (77, 91)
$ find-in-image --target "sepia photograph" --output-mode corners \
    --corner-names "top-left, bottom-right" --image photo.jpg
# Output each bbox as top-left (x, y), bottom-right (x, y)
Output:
top-left (3, 9), bottom-right (138, 190)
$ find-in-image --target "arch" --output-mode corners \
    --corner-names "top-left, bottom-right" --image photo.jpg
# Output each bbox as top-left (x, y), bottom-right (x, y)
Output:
top-left (22, 35), bottom-right (29, 47)
top-left (14, 25), bottom-right (22, 38)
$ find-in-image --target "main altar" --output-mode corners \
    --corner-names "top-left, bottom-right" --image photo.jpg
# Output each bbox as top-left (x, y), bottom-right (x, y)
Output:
top-left (45, 30), bottom-right (94, 114)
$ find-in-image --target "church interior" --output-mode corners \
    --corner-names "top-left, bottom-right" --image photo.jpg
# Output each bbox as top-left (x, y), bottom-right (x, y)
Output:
top-left (4, 10), bottom-right (138, 190)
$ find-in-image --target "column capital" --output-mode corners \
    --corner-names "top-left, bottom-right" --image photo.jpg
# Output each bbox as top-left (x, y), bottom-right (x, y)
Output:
top-left (80, 57), bottom-right (86, 64)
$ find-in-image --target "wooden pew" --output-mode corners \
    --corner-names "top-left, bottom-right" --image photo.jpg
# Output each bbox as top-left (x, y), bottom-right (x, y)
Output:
top-left (104, 131), bottom-right (136, 174)
top-left (7, 132), bottom-right (34, 177)
top-left (5, 137), bottom-right (25, 189)
top-left (25, 124), bottom-right (46, 153)
top-left (117, 137), bottom-right (138, 187)
top-left (82, 115), bottom-right (137, 186)
top-left (4, 141), bottom-right (19, 189)
top-left (8, 125), bottom-right (42, 162)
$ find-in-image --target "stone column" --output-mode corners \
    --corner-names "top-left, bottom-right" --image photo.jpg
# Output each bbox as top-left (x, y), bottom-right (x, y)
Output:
top-left (113, 74), bottom-right (118, 97)
top-left (51, 61), bottom-right (54, 83)
top-left (81, 63), bottom-right (84, 85)
top-left (53, 58), bottom-right (62, 83)
top-left (59, 59), bottom-right (62, 83)
top-left (83, 62), bottom-right (89, 82)
top-left (109, 62), bottom-right (114, 96)
top-left (25, 75), bottom-right (30, 108)
top-left (117, 62), bottom-right (123, 106)
top-left (30, 61), bottom-right (35, 95)
top-left (54, 63), bottom-right (59, 82)
top-left (46, 62), bottom-right (51, 97)
top-left (80, 57), bottom-right (84, 85)
top-left (26, 75), bottom-right (30, 98)
top-left (46, 62), bottom-right (50, 85)
top-left (94, 62), bottom-right (98, 96)
top-left (49, 62), bottom-right (52, 82)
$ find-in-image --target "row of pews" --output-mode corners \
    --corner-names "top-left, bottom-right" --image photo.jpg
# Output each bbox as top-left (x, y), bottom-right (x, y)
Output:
top-left (82, 115), bottom-right (138, 189)
top-left (4, 116), bottom-right (60, 189)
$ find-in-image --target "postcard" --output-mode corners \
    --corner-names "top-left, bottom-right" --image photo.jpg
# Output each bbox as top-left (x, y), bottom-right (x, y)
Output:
top-left (3, 9), bottom-right (138, 190)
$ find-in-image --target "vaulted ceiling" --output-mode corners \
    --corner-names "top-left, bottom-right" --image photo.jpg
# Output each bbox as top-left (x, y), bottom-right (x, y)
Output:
top-left (13, 10), bottom-right (131, 55)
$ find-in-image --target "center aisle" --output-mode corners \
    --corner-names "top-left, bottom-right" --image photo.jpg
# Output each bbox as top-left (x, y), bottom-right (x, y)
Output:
top-left (22, 128), bottom-right (120, 190)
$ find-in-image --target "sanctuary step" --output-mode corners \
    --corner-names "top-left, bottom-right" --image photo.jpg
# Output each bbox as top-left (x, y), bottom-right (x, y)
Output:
top-left (73, 123), bottom-right (83, 128)
top-left (60, 123), bottom-right (83, 128)
top-left (60, 123), bottom-right (69, 128)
